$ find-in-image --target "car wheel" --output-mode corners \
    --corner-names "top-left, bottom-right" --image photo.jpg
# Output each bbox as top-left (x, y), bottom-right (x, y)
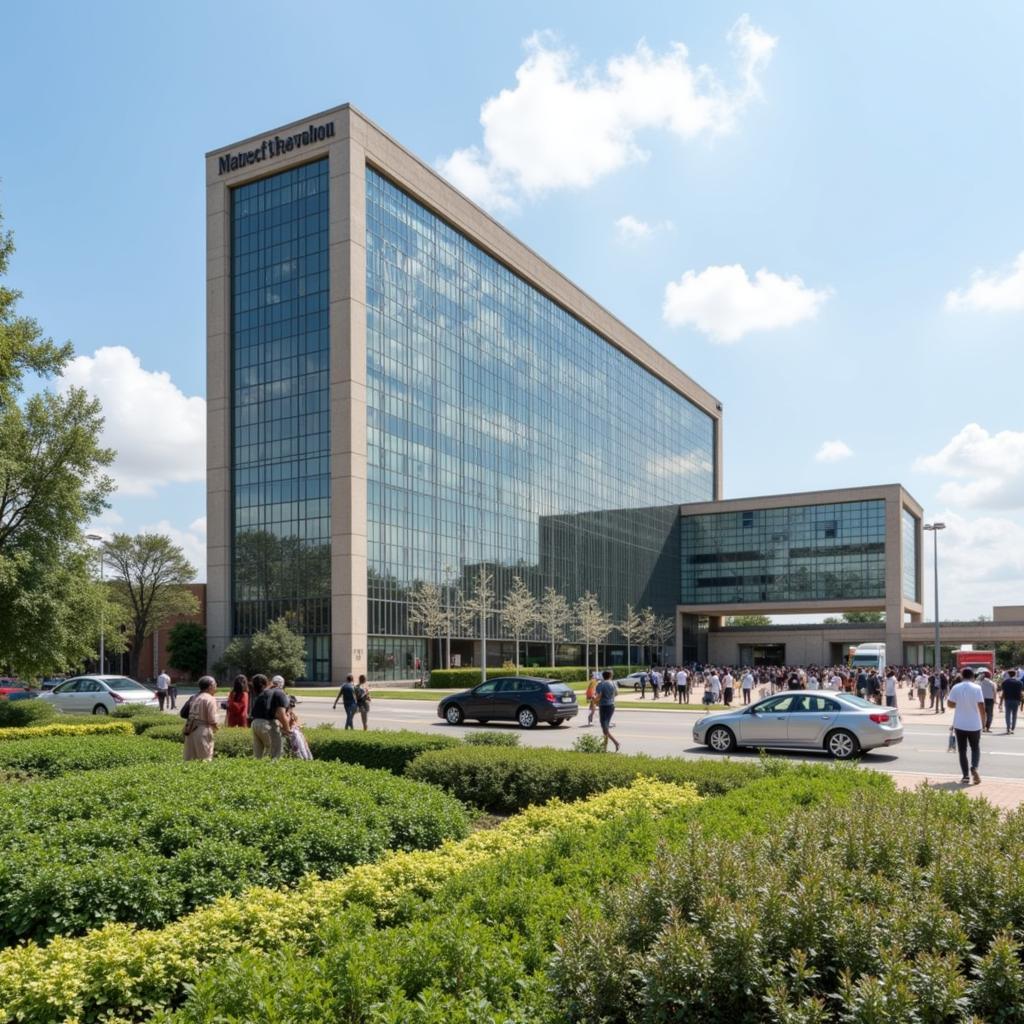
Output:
top-left (517, 706), bottom-right (537, 729)
top-left (826, 729), bottom-right (860, 760)
top-left (707, 725), bottom-right (736, 753)
top-left (444, 704), bottom-right (464, 726)
top-left (92, 703), bottom-right (109, 716)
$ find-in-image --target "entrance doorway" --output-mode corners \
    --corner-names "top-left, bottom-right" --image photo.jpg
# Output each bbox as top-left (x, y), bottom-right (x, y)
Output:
top-left (738, 643), bottom-right (786, 667)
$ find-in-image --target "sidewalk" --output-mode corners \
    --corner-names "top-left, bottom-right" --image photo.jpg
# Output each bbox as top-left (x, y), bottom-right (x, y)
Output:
top-left (890, 772), bottom-right (1024, 811)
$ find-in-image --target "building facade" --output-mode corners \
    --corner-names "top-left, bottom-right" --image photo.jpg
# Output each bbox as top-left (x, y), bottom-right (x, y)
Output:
top-left (206, 106), bottom-right (723, 680)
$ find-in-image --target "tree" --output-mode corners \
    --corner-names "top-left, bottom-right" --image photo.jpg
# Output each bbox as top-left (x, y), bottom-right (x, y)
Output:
top-left (103, 533), bottom-right (198, 680)
top-left (619, 604), bottom-right (644, 667)
top-left (823, 616), bottom-right (842, 625)
top-left (0, 206), bottom-right (116, 677)
top-left (167, 622), bottom-right (207, 679)
top-left (250, 617), bottom-right (307, 681)
top-left (726, 614), bottom-right (772, 627)
top-left (215, 634), bottom-right (262, 678)
top-left (576, 592), bottom-right (612, 681)
top-left (652, 616), bottom-right (676, 663)
top-left (538, 587), bottom-right (573, 667)
top-left (502, 576), bottom-right (537, 668)
top-left (463, 568), bottom-right (496, 684)
top-left (637, 607), bottom-right (658, 664)
top-left (407, 581), bottom-right (450, 670)
top-left (841, 612), bottom-right (885, 624)
top-left (997, 642), bottom-right (1024, 668)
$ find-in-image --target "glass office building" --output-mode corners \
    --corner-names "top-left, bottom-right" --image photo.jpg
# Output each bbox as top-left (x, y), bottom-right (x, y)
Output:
top-left (680, 499), bottom-right (887, 605)
top-left (901, 507), bottom-right (920, 603)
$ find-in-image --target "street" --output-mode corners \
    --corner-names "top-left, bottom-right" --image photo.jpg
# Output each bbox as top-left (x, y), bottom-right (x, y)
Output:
top-left (294, 696), bottom-right (1024, 783)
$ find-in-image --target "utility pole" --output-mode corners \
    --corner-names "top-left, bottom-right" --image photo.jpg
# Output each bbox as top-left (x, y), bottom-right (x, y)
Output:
top-left (85, 533), bottom-right (105, 673)
top-left (924, 522), bottom-right (946, 675)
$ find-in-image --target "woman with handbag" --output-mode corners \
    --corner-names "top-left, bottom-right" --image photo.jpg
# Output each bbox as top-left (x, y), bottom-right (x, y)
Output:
top-left (184, 676), bottom-right (220, 761)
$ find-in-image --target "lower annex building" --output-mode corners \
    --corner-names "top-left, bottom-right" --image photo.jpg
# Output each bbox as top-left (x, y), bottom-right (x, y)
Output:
top-left (206, 105), bottom-right (1002, 680)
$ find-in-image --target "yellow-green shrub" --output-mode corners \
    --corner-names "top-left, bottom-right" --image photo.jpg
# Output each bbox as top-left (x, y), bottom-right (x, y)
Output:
top-left (0, 778), bottom-right (698, 1024)
top-left (0, 720), bottom-right (134, 742)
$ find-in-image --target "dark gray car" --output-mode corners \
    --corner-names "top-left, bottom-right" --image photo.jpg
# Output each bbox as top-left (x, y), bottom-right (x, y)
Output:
top-left (437, 676), bottom-right (578, 729)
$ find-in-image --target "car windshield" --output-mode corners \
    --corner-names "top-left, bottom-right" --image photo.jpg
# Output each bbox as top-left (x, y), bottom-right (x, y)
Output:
top-left (105, 678), bottom-right (148, 691)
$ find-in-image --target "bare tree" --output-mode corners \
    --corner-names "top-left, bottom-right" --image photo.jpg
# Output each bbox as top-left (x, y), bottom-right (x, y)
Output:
top-left (637, 606), bottom-right (657, 665)
top-left (463, 567), bottom-right (496, 684)
top-left (619, 603), bottom-right (644, 668)
top-left (407, 581), bottom-right (450, 672)
top-left (576, 592), bottom-right (613, 683)
top-left (538, 587), bottom-right (573, 668)
top-left (653, 615), bottom-right (676, 663)
top-left (502, 576), bottom-right (537, 669)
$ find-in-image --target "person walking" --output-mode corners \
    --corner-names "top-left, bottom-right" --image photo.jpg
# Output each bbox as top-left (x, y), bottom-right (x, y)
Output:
top-left (722, 670), bottom-right (735, 707)
top-left (676, 667), bottom-right (690, 704)
top-left (336, 674), bottom-right (357, 729)
top-left (914, 669), bottom-right (928, 709)
top-left (1002, 669), bottom-right (1022, 735)
top-left (740, 669), bottom-right (754, 705)
top-left (225, 675), bottom-right (249, 728)
top-left (595, 669), bottom-right (620, 752)
top-left (883, 670), bottom-right (898, 709)
top-left (155, 669), bottom-right (170, 711)
top-left (250, 673), bottom-right (290, 759)
top-left (355, 674), bottom-right (371, 730)
top-left (585, 674), bottom-right (598, 725)
top-left (183, 676), bottom-right (219, 761)
top-left (166, 673), bottom-right (178, 710)
top-left (978, 669), bottom-right (996, 733)
top-left (948, 667), bottom-right (985, 785)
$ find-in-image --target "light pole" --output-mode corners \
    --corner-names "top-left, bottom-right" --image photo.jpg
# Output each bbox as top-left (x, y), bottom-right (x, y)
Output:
top-left (924, 522), bottom-right (946, 677)
top-left (443, 563), bottom-right (456, 670)
top-left (85, 533), bottom-right (105, 674)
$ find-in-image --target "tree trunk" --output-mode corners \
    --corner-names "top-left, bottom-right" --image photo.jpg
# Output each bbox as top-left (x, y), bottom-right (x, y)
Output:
top-left (515, 636), bottom-right (520, 669)
top-left (128, 630), bottom-right (144, 681)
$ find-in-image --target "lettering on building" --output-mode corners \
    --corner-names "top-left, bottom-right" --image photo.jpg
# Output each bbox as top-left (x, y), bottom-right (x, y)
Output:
top-left (218, 122), bottom-right (335, 175)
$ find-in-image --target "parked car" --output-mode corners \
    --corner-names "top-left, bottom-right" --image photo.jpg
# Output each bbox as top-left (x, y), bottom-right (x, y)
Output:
top-left (37, 675), bottom-right (158, 716)
top-left (438, 676), bottom-right (578, 729)
top-left (621, 672), bottom-right (648, 692)
top-left (692, 690), bottom-right (903, 760)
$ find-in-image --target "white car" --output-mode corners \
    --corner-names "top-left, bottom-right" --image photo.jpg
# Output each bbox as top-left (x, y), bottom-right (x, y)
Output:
top-left (37, 675), bottom-right (158, 715)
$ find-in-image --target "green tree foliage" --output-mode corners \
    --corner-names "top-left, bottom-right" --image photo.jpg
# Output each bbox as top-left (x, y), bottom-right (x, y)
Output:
top-left (841, 611), bottom-right (885, 623)
top-left (166, 622), bottom-right (206, 679)
top-left (726, 614), bottom-right (773, 626)
top-left (102, 534), bottom-right (197, 680)
top-left (997, 641), bottom-right (1024, 668)
top-left (0, 207), bottom-right (115, 678)
top-left (216, 616), bottom-right (307, 682)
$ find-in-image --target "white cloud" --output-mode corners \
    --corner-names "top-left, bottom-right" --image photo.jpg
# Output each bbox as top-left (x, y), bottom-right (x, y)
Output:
top-left (945, 251), bottom-right (1024, 313)
top-left (437, 17), bottom-right (776, 210)
top-left (614, 214), bottom-right (674, 242)
top-left (59, 346), bottom-right (205, 497)
top-left (645, 451), bottom-right (714, 480)
top-left (915, 423), bottom-right (1024, 509)
top-left (662, 264), bottom-right (831, 342)
top-left (140, 516), bottom-right (207, 582)
top-left (815, 440), bottom-right (853, 463)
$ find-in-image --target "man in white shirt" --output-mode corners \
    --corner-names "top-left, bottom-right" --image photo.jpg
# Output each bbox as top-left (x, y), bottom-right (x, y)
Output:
top-left (722, 671), bottom-right (734, 706)
top-left (914, 670), bottom-right (928, 709)
top-left (740, 670), bottom-right (754, 705)
top-left (706, 672), bottom-right (721, 708)
top-left (948, 667), bottom-right (986, 785)
top-left (676, 668), bottom-right (690, 704)
top-left (807, 673), bottom-right (820, 690)
top-left (829, 672), bottom-right (843, 692)
top-left (156, 669), bottom-right (170, 712)
top-left (883, 670), bottom-right (898, 708)
top-left (978, 670), bottom-right (996, 733)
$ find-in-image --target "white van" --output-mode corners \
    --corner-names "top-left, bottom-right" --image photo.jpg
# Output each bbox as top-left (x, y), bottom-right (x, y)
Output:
top-left (850, 643), bottom-right (886, 674)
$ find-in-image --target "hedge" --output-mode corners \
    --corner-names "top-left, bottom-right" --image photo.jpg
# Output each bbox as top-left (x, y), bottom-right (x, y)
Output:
top-left (0, 699), bottom-right (57, 729)
top-left (0, 778), bottom-right (697, 1023)
top-left (143, 723), bottom-right (256, 756)
top-left (426, 665), bottom-right (650, 688)
top-left (406, 744), bottom-right (757, 812)
top-left (112, 706), bottom-right (174, 734)
top-left (0, 719), bottom-right (134, 742)
top-left (0, 734), bottom-right (179, 779)
top-left (0, 758), bottom-right (469, 947)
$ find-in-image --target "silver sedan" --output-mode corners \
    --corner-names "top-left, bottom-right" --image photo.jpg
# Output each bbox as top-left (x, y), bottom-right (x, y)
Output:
top-left (692, 690), bottom-right (904, 760)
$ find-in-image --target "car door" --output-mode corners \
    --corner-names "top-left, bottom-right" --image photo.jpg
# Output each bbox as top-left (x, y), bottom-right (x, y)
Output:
top-left (787, 695), bottom-right (840, 747)
top-left (49, 678), bottom-right (82, 712)
top-left (493, 678), bottom-right (527, 720)
top-left (464, 680), bottom-right (498, 718)
top-left (737, 694), bottom-right (800, 745)
top-left (78, 678), bottom-right (105, 712)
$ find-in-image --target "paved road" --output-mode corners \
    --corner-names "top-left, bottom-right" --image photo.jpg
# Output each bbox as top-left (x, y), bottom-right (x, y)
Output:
top-left (295, 696), bottom-right (1024, 782)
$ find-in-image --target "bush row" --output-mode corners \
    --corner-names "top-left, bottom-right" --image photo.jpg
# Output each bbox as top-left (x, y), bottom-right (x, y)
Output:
top-left (112, 706), bottom-right (177, 734)
top-left (0, 719), bottom-right (134, 742)
top-left (0, 759), bottom-right (470, 947)
top-left (0, 700), bottom-right (57, 729)
top-left (0, 778), bottom-right (698, 1023)
top-left (405, 743), bottom-right (756, 812)
top-left (163, 766), bottom-right (890, 1023)
top-left (426, 665), bottom-right (649, 688)
top-left (0, 734), bottom-right (178, 779)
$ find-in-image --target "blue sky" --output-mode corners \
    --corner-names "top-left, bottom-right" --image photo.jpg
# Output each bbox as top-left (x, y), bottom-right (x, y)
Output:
top-left (3, 0), bottom-right (1023, 618)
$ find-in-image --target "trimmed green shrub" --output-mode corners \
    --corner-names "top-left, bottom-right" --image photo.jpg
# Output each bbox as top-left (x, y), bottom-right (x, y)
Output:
top-left (571, 733), bottom-right (606, 753)
top-left (0, 759), bottom-right (470, 945)
top-left (406, 744), bottom-right (757, 812)
top-left (305, 728), bottom-right (461, 773)
top-left (143, 723), bottom-right (256, 756)
top-left (0, 735), bottom-right (179, 779)
top-left (0, 720), bottom-right (134, 741)
top-left (462, 730), bottom-right (520, 747)
top-left (0, 699), bottom-right (57, 728)
top-left (112, 706), bottom-right (174, 734)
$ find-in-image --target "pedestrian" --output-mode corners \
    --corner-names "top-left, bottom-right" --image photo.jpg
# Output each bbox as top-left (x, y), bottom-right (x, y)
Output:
top-left (226, 674), bottom-right (249, 728)
top-left (1002, 669), bottom-right (1022, 735)
top-left (183, 676), bottom-right (219, 762)
top-left (585, 674), bottom-right (598, 725)
top-left (947, 666), bottom-right (985, 785)
top-left (915, 668), bottom-right (928, 709)
top-left (336, 673), bottom-right (357, 729)
top-left (978, 669), bottom-right (996, 733)
top-left (155, 669), bottom-right (170, 711)
top-left (707, 671), bottom-right (722, 706)
top-left (651, 668), bottom-right (662, 700)
top-left (639, 670), bottom-right (649, 700)
top-left (167, 673), bottom-right (178, 710)
top-left (286, 704), bottom-right (313, 759)
top-left (355, 674), bottom-right (371, 730)
top-left (250, 673), bottom-right (290, 759)
top-left (677, 667), bottom-right (690, 704)
top-left (883, 670), bottom-right (898, 709)
top-left (722, 670), bottom-right (734, 707)
top-left (595, 669), bottom-right (620, 752)
top-left (740, 669), bottom-right (754, 705)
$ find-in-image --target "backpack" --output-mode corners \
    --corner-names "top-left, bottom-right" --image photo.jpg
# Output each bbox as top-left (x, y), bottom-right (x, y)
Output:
top-left (179, 696), bottom-right (193, 719)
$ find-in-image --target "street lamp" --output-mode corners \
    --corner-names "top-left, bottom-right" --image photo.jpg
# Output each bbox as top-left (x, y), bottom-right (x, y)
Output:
top-left (923, 522), bottom-right (946, 678)
top-left (85, 533), bottom-right (105, 674)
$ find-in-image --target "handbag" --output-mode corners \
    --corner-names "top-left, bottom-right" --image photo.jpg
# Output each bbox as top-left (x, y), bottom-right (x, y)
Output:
top-left (947, 729), bottom-right (956, 752)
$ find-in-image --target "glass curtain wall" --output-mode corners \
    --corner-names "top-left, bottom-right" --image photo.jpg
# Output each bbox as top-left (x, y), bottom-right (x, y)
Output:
top-left (901, 508), bottom-right (920, 603)
top-left (230, 159), bottom-right (330, 680)
top-left (364, 168), bottom-right (715, 677)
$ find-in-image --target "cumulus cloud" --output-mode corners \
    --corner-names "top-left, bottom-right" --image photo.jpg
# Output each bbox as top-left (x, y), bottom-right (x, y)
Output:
top-left (59, 346), bottom-right (205, 497)
top-left (945, 251), bottom-right (1024, 313)
top-left (140, 516), bottom-right (207, 581)
top-left (815, 440), bottom-right (853, 463)
top-left (915, 424), bottom-right (1024, 509)
top-left (662, 264), bottom-right (831, 342)
top-left (645, 451), bottom-right (714, 480)
top-left (437, 17), bottom-right (776, 210)
top-left (614, 215), bottom-right (674, 242)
